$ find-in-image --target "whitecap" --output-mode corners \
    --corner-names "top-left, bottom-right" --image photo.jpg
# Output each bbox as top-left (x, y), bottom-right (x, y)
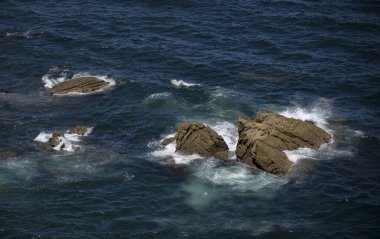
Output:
top-left (144, 92), bottom-right (172, 102)
top-left (278, 99), bottom-right (332, 132)
top-left (208, 121), bottom-right (238, 152)
top-left (42, 67), bottom-right (69, 88)
top-left (284, 148), bottom-right (317, 163)
top-left (171, 79), bottom-right (200, 88)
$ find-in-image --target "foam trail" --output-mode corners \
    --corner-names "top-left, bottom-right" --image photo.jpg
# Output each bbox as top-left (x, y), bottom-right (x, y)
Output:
top-left (171, 79), bottom-right (200, 88)
top-left (193, 160), bottom-right (286, 192)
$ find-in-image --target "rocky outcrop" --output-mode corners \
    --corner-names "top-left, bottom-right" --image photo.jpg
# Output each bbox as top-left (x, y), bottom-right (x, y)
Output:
top-left (236, 112), bottom-right (331, 176)
top-left (175, 123), bottom-right (229, 160)
top-left (68, 126), bottom-right (88, 135)
top-left (51, 77), bottom-right (109, 95)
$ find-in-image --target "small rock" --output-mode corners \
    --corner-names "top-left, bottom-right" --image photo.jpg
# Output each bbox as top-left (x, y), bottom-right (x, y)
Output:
top-left (175, 122), bottom-right (229, 160)
top-left (48, 132), bottom-right (64, 148)
top-left (161, 137), bottom-right (175, 146)
top-left (51, 76), bottom-right (110, 95)
top-left (68, 126), bottom-right (88, 135)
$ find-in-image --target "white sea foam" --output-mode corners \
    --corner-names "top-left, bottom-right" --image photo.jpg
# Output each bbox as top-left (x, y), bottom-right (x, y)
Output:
top-left (151, 133), bottom-right (201, 164)
top-left (278, 100), bottom-right (332, 132)
top-left (194, 160), bottom-right (286, 192)
top-left (181, 160), bottom-right (285, 209)
top-left (279, 100), bottom-right (360, 163)
top-left (284, 145), bottom-right (354, 164)
top-left (34, 127), bottom-right (93, 152)
top-left (171, 79), bottom-right (200, 88)
top-left (284, 148), bottom-right (317, 163)
top-left (208, 121), bottom-right (238, 152)
top-left (5, 29), bottom-right (47, 39)
top-left (145, 92), bottom-right (172, 102)
top-left (42, 67), bottom-right (69, 88)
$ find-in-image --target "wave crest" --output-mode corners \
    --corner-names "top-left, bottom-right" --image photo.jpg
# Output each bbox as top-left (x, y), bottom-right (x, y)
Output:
top-left (171, 79), bottom-right (200, 88)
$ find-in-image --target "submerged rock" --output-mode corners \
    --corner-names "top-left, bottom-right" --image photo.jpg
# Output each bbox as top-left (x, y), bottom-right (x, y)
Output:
top-left (175, 122), bottom-right (229, 160)
top-left (0, 151), bottom-right (17, 159)
top-left (51, 76), bottom-right (109, 95)
top-left (236, 112), bottom-right (331, 176)
top-left (68, 125), bottom-right (88, 136)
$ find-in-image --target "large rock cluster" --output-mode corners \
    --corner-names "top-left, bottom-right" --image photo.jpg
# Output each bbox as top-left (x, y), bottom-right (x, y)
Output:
top-left (171, 111), bottom-right (331, 176)
top-left (51, 77), bottom-right (109, 95)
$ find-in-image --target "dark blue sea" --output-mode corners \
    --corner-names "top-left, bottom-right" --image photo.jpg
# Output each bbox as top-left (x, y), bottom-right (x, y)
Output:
top-left (1, 0), bottom-right (380, 238)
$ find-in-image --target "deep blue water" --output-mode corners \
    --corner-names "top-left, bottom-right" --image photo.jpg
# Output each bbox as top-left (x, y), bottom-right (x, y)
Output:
top-left (1, 0), bottom-right (380, 238)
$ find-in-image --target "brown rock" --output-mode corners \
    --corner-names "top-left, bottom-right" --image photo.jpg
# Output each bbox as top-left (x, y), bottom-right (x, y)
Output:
top-left (48, 132), bottom-right (64, 148)
top-left (68, 126), bottom-right (88, 135)
top-left (236, 112), bottom-right (331, 176)
top-left (175, 122), bottom-right (229, 160)
top-left (0, 151), bottom-right (17, 159)
top-left (51, 76), bottom-right (109, 95)
top-left (161, 137), bottom-right (175, 146)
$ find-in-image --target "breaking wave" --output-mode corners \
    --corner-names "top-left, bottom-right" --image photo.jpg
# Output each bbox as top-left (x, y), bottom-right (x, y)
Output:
top-left (34, 127), bottom-right (93, 152)
top-left (171, 79), bottom-right (200, 88)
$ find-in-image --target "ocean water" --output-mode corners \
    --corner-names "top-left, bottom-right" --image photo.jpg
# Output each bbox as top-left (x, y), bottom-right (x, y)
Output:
top-left (0, 0), bottom-right (379, 238)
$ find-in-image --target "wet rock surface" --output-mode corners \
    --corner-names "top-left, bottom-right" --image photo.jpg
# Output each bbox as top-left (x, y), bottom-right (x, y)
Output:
top-left (236, 112), bottom-right (331, 176)
top-left (175, 122), bottom-right (229, 160)
top-left (48, 132), bottom-right (64, 148)
top-left (68, 126), bottom-right (88, 136)
top-left (51, 76), bottom-right (109, 95)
